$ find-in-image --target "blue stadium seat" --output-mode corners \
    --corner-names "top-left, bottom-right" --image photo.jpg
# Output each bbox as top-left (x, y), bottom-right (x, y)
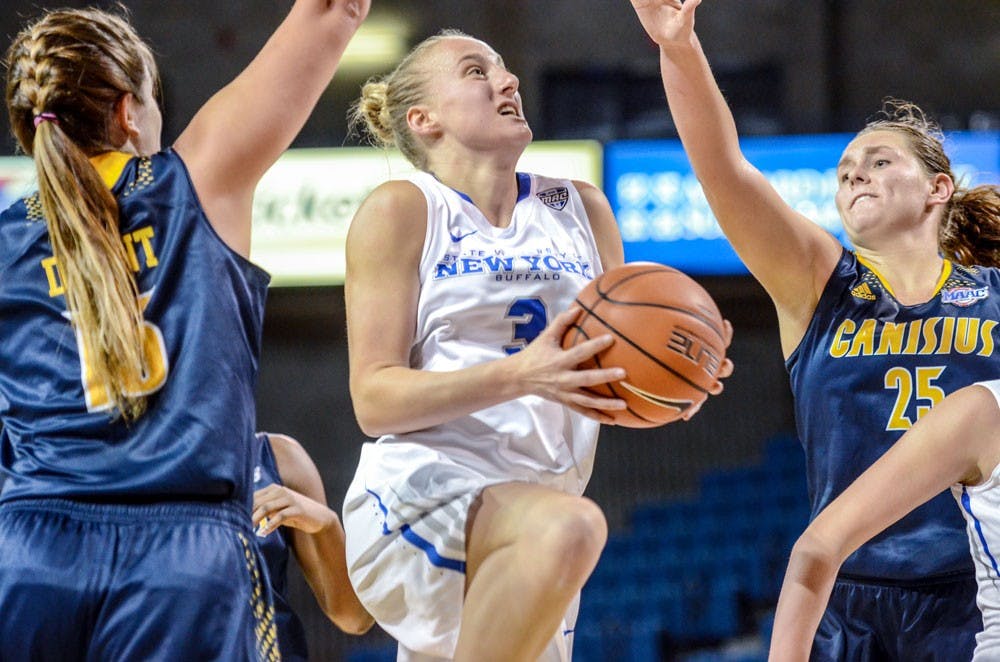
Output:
top-left (594, 432), bottom-right (807, 658)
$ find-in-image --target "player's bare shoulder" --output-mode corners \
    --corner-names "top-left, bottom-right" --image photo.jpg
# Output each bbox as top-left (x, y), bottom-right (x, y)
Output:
top-left (571, 179), bottom-right (624, 271)
top-left (347, 179), bottom-right (428, 257)
top-left (354, 180), bottom-right (426, 230)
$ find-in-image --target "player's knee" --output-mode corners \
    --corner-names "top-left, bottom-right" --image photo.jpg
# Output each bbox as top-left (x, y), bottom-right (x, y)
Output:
top-left (537, 498), bottom-right (607, 581)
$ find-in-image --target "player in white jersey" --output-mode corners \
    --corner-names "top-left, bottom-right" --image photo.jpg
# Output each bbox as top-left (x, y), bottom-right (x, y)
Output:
top-left (342, 30), bottom-right (731, 662)
top-left (770, 379), bottom-right (1000, 661)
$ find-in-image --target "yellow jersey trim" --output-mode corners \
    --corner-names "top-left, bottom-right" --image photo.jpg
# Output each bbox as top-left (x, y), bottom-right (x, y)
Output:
top-left (89, 151), bottom-right (134, 190)
top-left (855, 254), bottom-right (953, 299)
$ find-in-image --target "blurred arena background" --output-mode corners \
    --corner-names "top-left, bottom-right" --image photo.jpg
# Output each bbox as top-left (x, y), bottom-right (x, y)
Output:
top-left (2, 1), bottom-right (997, 660)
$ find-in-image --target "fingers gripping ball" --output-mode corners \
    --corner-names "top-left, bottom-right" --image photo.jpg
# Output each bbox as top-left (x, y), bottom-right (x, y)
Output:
top-left (562, 262), bottom-right (728, 428)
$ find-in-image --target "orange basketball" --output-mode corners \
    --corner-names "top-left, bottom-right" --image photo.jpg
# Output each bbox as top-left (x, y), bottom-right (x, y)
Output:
top-left (561, 262), bottom-right (728, 428)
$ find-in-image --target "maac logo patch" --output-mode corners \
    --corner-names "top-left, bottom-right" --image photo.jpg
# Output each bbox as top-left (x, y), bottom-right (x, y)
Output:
top-left (941, 286), bottom-right (989, 307)
top-left (537, 186), bottom-right (569, 210)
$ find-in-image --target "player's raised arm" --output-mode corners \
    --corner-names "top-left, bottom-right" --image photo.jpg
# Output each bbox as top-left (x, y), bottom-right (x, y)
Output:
top-left (629, 0), bottom-right (842, 353)
top-left (174, 0), bottom-right (369, 257)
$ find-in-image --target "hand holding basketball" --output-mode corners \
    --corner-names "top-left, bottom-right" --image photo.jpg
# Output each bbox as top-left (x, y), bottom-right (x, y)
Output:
top-left (561, 262), bottom-right (732, 428)
top-left (508, 307), bottom-right (629, 424)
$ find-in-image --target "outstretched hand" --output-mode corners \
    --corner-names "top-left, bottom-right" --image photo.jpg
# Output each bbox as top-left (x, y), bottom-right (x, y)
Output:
top-left (512, 307), bottom-right (628, 424)
top-left (629, 0), bottom-right (701, 47)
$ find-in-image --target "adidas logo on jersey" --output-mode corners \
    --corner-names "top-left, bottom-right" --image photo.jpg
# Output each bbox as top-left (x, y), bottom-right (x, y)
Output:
top-left (850, 283), bottom-right (876, 301)
top-left (537, 187), bottom-right (569, 210)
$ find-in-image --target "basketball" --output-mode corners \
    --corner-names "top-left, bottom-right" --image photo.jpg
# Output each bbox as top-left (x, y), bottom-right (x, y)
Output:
top-left (562, 262), bottom-right (728, 428)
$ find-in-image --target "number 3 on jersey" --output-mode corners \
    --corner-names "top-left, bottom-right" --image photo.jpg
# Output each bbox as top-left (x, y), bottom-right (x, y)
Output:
top-left (72, 290), bottom-right (169, 412)
top-left (884, 365), bottom-right (946, 431)
top-left (504, 297), bottom-right (548, 355)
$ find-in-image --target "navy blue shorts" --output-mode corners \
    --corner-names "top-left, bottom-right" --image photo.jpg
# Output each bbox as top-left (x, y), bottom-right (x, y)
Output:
top-left (812, 574), bottom-right (980, 661)
top-left (0, 499), bottom-right (280, 661)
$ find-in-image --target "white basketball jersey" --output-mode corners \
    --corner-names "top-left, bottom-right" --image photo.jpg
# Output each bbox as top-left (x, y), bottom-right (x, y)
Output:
top-left (376, 170), bottom-right (604, 495)
top-left (952, 379), bottom-right (1000, 660)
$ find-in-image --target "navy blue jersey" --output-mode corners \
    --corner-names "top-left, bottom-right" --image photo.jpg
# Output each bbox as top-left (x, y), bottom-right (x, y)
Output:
top-left (0, 150), bottom-right (270, 505)
top-left (788, 249), bottom-right (1000, 580)
top-left (254, 432), bottom-right (309, 660)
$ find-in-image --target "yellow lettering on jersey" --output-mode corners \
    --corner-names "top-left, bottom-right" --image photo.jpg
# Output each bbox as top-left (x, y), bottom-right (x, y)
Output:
top-left (885, 365), bottom-right (947, 430)
top-left (902, 319), bottom-right (922, 354)
top-left (979, 320), bottom-right (997, 357)
top-left (915, 365), bottom-right (946, 419)
top-left (955, 318), bottom-right (980, 354)
top-left (41, 225), bottom-right (158, 299)
top-left (78, 291), bottom-right (169, 412)
top-left (41, 256), bottom-right (64, 296)
top-left (846, 318), bottom-right (877, 356)
top-left (122, 234), bottom-right (140, 272)
top-left (120, 226), bottom-right (157, 272)
top-left (918, 317), bottom-right (942, 354)
top-left (875, 322), bottom-right (905, 355)
top-left (935, 317), bottom-right (956, 355)
top-left (884, 366), bottom-right (913, 430)
top-left (830, 316), bottom-right (996, 358)
top-left (829, 319), bottom-right (856, 358)
top-left (130, 226), bottom-right (159, 268)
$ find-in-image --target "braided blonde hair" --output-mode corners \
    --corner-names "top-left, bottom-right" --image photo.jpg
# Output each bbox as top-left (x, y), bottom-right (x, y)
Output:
top-left (5, 8), bottom-right (160, 419)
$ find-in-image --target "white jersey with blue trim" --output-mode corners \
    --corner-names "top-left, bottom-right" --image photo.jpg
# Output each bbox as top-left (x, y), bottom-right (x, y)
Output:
top-left (343, 171), bottom-right (602, 660)
top-left (953, 378), bottom-right (1000, 661)
top-left (376, 170), bottom-right (603, 495)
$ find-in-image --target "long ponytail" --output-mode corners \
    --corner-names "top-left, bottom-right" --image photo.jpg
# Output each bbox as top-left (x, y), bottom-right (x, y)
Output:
top-left (5, 9), bottom-right (159, 419)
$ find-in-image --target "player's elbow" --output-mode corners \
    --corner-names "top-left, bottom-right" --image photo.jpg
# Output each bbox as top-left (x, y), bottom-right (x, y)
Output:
top-left (350, 373), bottom-right (406, 437)
top-left (786, 528), bottom-right (844, 586)
top-left (349, 374), bottom-right (379, 436)
top-left (326, 605), bottom-right (376, 636)
top-left (351, 397), bottom-right (391, 438)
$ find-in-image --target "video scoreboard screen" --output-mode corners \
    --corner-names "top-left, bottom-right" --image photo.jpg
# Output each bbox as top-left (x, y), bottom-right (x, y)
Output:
top-left (605, 132), bottom-right (1000, 275)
